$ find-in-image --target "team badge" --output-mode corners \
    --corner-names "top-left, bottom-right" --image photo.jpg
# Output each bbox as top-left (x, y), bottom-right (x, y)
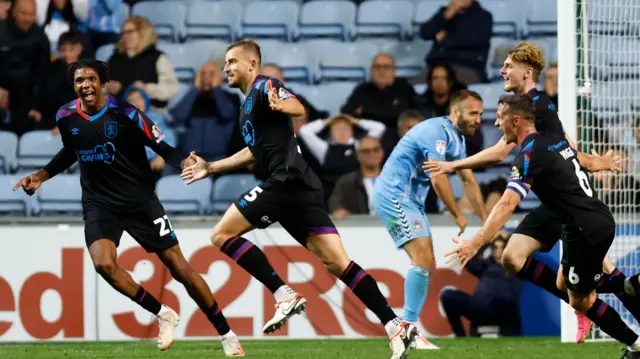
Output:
top-left (435, 140), bottom-right (446, 156)
top-left (510, 166), bottom-right (521, 180)
top-left (245, 97), bottom-right (253, 114)
top-left (104, 122), bottom-right (118, 139)
top-left (277, 87), bottom-right (293, 100)
top-left (152, 124), bottom-right (165, 143)
top-left (413, 219), bottom-right (423, 232)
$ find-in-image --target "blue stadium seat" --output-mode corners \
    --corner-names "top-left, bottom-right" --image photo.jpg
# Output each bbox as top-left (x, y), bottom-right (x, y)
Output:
top-left (0, 131), bottom-right (18, 173)
top-left (36, 174), bottom-right (82, 215)
top-left (185, 1), bottom-right (242, 41)
top-left (132, 1), bottom-right (186, 42)
top-left (468, 83), bottom-right (508, 119)
top-left (156, 43), bottom-right (196, 83)
top-left (380, 40), bottom-right (432, 78)
top-left (297, 1), bottom-right (356, 41)
top-left (314, 42), bottom-right (378, 82)
top-left (355, 0), bottom-right (413, 40)
top-left (481, 0), bottom-right (523, 39)
top-left (263, 42), bottom-right (315, 84)
top-left (318, 82), bottom-right (359, 116)
top-left (95, 44), bottom-right (115, 62)
top-left (525, 0), bottom-right (557, 37)
top-left (186, 40), bottom-right (229, 72)
top-left (156, 175), bottom-right (212, 215)
top-left (588, 0), bottom-right (639, 35)
top-left (486, 38), bottom-right (516, 81)
top-left (17, 131), bottom-right (64, 171)
top-left (0, 174), bottom-right (35, 216)
top-left (211, 174), bottom-right (260, 214)
top-left (240, 1), bottom-right (300, 41)
top-left (412, 1), bottom-right (443, 33)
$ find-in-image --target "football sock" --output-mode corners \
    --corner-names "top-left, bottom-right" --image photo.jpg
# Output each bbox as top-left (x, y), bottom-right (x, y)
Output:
top-left (220, 236), bottom-right (285, 293)
top-left (340, 261), bottom-right (397, 326)
top-left (585, 298), bottom-right (638, 346)
top-left (203, 301), bottom-right (231, 336)
top-left (403, 265), bottom-right (430, 323)
top-left (132, 286), bottom-right (161, 315)
top-left (517, 257), bottom-right (569, 303)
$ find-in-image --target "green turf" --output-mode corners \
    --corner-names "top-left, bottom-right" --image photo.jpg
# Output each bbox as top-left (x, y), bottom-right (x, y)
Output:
top-left (0, 338), bottom-right (626, 358)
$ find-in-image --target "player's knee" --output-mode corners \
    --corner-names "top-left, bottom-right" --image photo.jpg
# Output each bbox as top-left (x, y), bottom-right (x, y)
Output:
top-left (501, 250), bottom-right (526, 275)
top-left (411, 254), bottom-right (435, 272)
top-left (93, 259), bottom-right (117, 278)
top-left (210, 226), bottom-right (231, 248)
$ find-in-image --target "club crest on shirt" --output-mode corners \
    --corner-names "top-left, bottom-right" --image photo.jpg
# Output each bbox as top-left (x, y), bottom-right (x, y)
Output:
top-left (245, 97), bottom-right (253, 114)
top-left (104, 122), bottom-right (118, 139)
top-left (152, 124), bottom-right (165, 143)
top-left (435, 140), bottom-right (446, 156)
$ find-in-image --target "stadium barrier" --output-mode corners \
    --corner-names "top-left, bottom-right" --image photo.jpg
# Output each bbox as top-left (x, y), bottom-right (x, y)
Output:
top-left (0, 215), bottom-right (559, 341)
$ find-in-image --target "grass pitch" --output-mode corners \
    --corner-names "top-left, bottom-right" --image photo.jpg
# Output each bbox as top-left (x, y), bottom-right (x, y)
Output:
top-left (0, 337), bottom-right (625, 359)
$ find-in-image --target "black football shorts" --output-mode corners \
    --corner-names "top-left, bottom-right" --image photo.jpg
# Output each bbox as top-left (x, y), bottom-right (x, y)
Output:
top-left (561, 224), bottom-right (615, 294)
top-left (513, 204), bottom-right (563, 252)
top-left (233, 178), bottom-right (338, 246)
top-left (84, 197), bottom-right (179, 253)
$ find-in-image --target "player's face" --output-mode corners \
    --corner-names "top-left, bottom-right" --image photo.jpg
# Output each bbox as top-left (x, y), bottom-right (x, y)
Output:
top-left (453, 97), bottom-right (483, 136)
top-left (501, 57), bottom-right (527, 93)
top-left (499, 106), bottom-right (518, 144)
top-left (224, 48), bottom-right (253, 88)
top-left (74, 67), bottom-right (102, 107)
top-left (127, 91), bottom-right (146, 111)
top-left (330, 119), bottom-right (353, 145)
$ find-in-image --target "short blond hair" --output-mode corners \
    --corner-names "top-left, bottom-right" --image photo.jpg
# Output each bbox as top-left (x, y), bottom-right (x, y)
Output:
top-left (226, 39), bottom-right (262, 65)
top-left (507, 42), bottom-right (546, 81)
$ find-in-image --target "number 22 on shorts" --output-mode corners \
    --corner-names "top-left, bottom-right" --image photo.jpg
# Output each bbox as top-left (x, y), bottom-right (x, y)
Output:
top-left (244, 186), bottom-right (263, 202)
top-left (154, 215), bottom-right (174, 236)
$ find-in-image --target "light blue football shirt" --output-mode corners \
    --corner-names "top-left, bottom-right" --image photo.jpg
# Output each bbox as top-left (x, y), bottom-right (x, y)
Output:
top-left (376, 116), bottom-right (467, 207)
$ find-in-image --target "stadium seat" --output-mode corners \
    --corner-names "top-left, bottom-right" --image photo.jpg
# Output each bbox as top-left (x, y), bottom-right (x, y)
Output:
top-left (412, 1), bottom-right (443, 33)
top-left (186, 40), bottom-right (229, 73)
top-left (486, 38), bottom-right (516, 81)
top-left (481, 0), bottom-right (523, 39)
top-left (156, 175), bottom-right (212, 215)
top-left (0, 174), bottom-right (35, 216)
top-left (0, 131), bottom-right (18, 173)
top-left (132, 1), bottom-right (186, 42)
top-left (95, 44), bottom-right (115, 62)
top-left (262, 42), bottom-right (315, 84)
top-left (185, 1), bottom-right (242, 41)
top-left (36, 174), bottom-right (82, 215)
top-left (318, 82), bottom-right (359, 116)
top-left (468, 83), bottom-right (508, 119)
top-left (210, 174), bottom-right (260, 214)
top-left (355, 0), bottom-right (413, 40)
top-left (156, 43), bottom-right (196, 83)
top-left (297, 1), bottom-right (356, 41)
top-left (525, 0), bottom-right (557, 37)
top-left (379, 40), bottom-right (432, 78)
top-left (240, 1), bottom-right (300, 41)
top-left (314, 42), bottom-right (378, 82)
top-left (17, 131), bottom-right (64, 171)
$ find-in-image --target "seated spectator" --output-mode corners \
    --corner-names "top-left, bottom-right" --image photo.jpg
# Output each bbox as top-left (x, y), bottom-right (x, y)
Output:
top-left (33, 30), bottom-right (83, 131)
top-left (107, 16), bottom-right (179, 111)
top-left (298, 114), bottom-right (385, 202)
top-left (341, 53), bottom-right (416, 129)
top-left (380, 109), bottom-right (423, 158)
top-left (85, 0), bottom-right (121, 53)
top-left (0, 0), bottom-right (11, 20)
top-left (0, 0), bottom-right (51, 136)
top-left (125, 85), bottom-right (177, 181)
top-left (329, 136), bottom-right (384, 220)
top-left (543, 62), bottom-right (558, 108)
top-left (169, 62), bottom-right (241, 163)
top-left (418, 0), bottom-right (492, 85)
top-left (417, 63), bottom-right (463, 118)
top-left (37, 0), bottom-right (92, 57)
top-left (440, 236), bottom-right (522, 337)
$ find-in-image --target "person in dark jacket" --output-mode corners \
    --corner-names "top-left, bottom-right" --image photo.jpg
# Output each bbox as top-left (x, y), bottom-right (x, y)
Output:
top-left (341, 52), bottom-right (416, 129)
top-left (440, 236), bottom-right (522, 337)
top-left (0, 0), bottom-right (50, 135)
top-left (418, 0), bottom-right (492, 85)
top-left (328, 136), bottom-right (384, 220)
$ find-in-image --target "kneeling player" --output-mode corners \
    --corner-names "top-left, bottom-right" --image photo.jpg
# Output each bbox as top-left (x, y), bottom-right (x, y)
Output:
top-left (374, 90), bottom-right (488, 348)
top-left (447, 94), bottom-right (640, 358)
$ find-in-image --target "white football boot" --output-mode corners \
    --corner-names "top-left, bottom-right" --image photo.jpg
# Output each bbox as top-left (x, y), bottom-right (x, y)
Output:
top-left (262, 293), bottom-right (307, 334)
top-left (156, 305), bottom-right (179, 350)
top-left (410, 331), bottom-right (440, 350)
top-left (221, 334), bottom-right (245, 357)
top-left (389, 322), bottom-right (418, 359)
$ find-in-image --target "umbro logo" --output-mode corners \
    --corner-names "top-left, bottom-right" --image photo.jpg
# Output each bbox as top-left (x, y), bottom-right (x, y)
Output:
top-left (71, 128), bottom-right (79, 135)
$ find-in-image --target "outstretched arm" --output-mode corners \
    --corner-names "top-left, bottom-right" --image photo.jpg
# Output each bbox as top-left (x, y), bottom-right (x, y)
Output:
top-left (207, 147), bottom-right (255, 174)
top-left (425, 138), bottom-right (516, 175)
top-left (43, 146), bottom-right (77, 179)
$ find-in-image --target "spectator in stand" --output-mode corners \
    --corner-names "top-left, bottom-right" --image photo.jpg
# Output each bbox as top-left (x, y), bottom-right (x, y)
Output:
top-left (329, 136), bottom-right (384, 220)
top-left (106, 16), bottom-right (179, 112)
top-left (0, 0), bottom-right (11, 20)
top-left (441, 236), bottom-right (523, 337)
top-left (418, 0), bottom-right (492, 85)
top-left (125, 85), bottom-right (176, 181)
top-left (0, 0), bottom-right (51, 136)
top-left (298, 114), bottom-right (385, 202)
top-left (417, 63), bottom-right (463, 118)
top-left (380, 109), bottom-right (423, 158)
top-left (543, 61), bottom-right (558, 108)
top-left (341, 52), bottom-right (416, 129)
top-left (169, 62), bottom-right (241, 163)
top-left (37, 0), bottom-right (92, 57)
top-left (33, 30), bottom-right (82, 132)
top-left (85, 0), bottom-right (121, 52)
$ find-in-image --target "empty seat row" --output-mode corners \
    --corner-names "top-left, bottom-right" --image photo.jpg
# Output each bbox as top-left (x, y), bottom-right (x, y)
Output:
top-left (131, 0), bottom-right (558, 43)
top-left (0, 131), bottom-right (63, 174)
top-left (0, 173), bottom-right (260, 216)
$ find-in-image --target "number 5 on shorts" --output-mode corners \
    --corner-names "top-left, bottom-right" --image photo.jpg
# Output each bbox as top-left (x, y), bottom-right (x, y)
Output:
top-left (154, 215), bottom-right (174, 236)
top-left (244, 186), bottom-right (263, 202)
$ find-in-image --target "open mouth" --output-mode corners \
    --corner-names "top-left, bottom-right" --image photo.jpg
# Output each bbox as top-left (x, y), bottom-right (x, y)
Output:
top-left (82, 91), bottom-right (95, 102)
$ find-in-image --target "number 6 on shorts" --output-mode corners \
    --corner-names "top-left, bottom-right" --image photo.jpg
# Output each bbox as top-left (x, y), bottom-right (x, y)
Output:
top-left (568, 266), bottom-right (580, 285)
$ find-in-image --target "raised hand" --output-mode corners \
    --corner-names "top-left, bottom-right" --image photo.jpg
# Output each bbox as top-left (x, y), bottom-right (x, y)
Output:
top-left (267, 80), bottom-right (284, 112)
top-left (423, 159), bottom-right (455, 176)
top-left (591, 149), bottom-right (622, 173)
top-left (180, 152), bottom-right (209, 185)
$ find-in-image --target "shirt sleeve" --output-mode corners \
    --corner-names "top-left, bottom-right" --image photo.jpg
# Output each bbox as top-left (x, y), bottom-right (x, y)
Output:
top-left (132, 110), bottom-right (186, 168)
top-left (264, 78), bottom-right (296, 101)
top-left (507, 145), bottom-right (542, 200)
top-left (414, 125), bottom-right (448, 161)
